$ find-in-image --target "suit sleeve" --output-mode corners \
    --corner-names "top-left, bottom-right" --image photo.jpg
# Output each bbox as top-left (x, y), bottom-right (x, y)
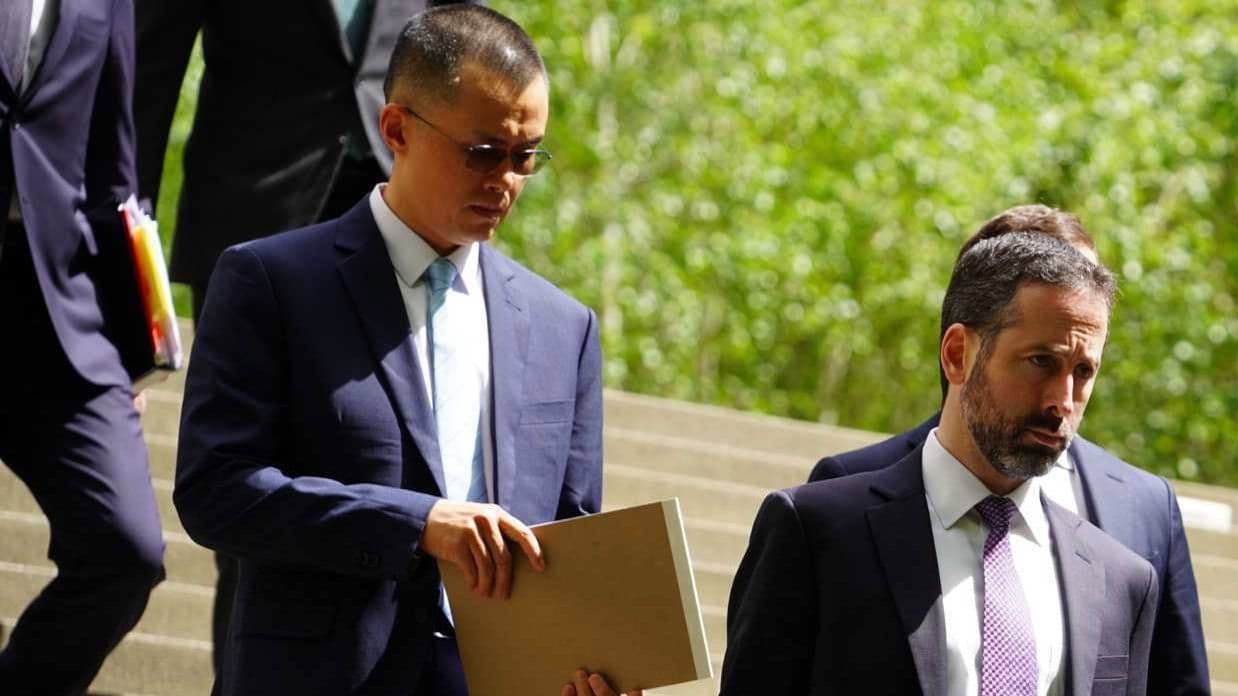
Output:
top-left (807, 455), bottom-right (847, 483)
top-left (174, 246), bottom-right (441, 580)
top-left (1129, 560), bottom-right (1161, 696)
top-left (556, 307), bottom-right (603, 520)
top-left (1147, 479), bottom-right (1211, 696)
top-left (84, 0), bottom-right (138, 218)
top-left (720, 490), bottom-right (818, 695)
top-left (133, 0), bottom-right (205, 209)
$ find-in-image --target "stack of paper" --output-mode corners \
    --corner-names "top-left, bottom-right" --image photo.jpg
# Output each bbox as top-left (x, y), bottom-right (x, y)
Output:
top-left (119, 195), bottom-right (182, 384)
top-left (441, 499), bottom-right (713, 696)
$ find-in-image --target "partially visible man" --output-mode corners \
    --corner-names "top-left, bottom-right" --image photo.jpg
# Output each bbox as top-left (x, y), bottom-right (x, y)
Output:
top-left (723, 233), bottom-right (1157, 694)
top-left (175, 6), bottom-right (633, 695)
top-left (134, 0), bottom-right (478, 668)
top-left (0, 0), bottom-right (165, 692)
top-left (808, 205), bottom-right (1210, 695)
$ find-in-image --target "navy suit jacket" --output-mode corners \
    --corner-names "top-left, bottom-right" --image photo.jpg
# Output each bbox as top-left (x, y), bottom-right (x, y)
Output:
top-left (809, 414), bottom-right (1210, 695)
top-left (723, 449), bottom-right (1159, 696)
top-left (1, 0), bottom-right (142, 388)
top-left (175, 200), bottom-right (603, 694)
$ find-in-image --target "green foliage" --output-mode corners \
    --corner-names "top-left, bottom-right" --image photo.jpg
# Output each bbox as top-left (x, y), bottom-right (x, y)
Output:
top-left (157, 1), bottom-right (1238, 484)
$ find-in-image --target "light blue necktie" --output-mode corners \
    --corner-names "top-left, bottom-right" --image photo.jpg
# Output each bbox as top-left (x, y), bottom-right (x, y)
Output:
top-left (425, 258), bottom-right (486, 503)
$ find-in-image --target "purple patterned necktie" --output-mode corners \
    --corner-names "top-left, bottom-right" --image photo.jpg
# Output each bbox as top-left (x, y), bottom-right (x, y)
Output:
top-left (974, 495), bottom-right (1038, 696)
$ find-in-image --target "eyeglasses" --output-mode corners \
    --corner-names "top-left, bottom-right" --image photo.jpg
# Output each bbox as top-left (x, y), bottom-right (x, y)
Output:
top-left (398, 105), bottom-right (552, 176)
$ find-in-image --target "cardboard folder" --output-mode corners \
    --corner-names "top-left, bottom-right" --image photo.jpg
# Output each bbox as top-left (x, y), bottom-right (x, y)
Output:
top-left (440, 499), bottom-right (712, 695)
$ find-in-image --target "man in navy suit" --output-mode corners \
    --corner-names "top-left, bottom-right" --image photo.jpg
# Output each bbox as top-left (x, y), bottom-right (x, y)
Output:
top-left (724, 232), bottom-right (1158, 694)
top-left (0, 0), bottom-right (165, 692)
top-left (134, 0), bottom-right (478, 671)
top-left (175, 7), bottom-right (633, 695)
top-left (809, 206), bottom-right (1209, 695)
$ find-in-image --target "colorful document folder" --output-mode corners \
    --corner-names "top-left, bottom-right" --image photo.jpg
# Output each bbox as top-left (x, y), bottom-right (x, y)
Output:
top-left (441, 499), bottom-right (713, 695)
top-left (118, 195), bottom-right (182, 388)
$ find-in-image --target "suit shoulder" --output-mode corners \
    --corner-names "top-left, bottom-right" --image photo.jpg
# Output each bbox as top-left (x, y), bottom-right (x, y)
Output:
top-left (786, 467), bottom-right (891, 517)
top-left (221, 220), bottom-right (338, 275)
top-left (488, 247), bottom-right (594, 319)
top-left (1074, 437), bottom-right (1174, 501)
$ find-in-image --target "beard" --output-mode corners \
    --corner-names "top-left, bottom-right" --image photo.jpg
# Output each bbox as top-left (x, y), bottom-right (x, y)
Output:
top-left (960, 362), bottom-right (1072, 481)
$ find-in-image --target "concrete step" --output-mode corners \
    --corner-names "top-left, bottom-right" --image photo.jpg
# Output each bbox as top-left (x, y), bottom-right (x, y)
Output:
top-left (1194, 554), bottom-right (1238, 603)
top-left (604, 425), bottom-right (815, 492)
top-left (603, 389), bottom-right (882, 461)
top-left (0, 615), bottom-right (211, 695)
top-left (1203, 598), bottom-right (1238, 645)
top-left (1213, 640), bottom-right (1238, 683)
top-left (1188, 527), bottom-right (1238, 559)
top-left (0, 464), bottom-right (189, 547)
top-left (139, 389), bottom-right (182, 441)
top-left (0, 560), bottom-right (213, 642)
top-left (603, 463), bottom-right (766, 534)
top-left (0, 508), bottom-right (216, 588)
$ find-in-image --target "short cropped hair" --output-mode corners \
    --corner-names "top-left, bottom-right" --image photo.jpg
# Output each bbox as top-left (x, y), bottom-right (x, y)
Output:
top-left (383, 5), bottom-right (547, 104)
top-left (938, 232), bottom-right (1117, 397)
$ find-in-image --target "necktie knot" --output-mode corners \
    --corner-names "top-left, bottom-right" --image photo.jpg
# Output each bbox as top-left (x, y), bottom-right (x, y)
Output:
top-left (425, 258), bottom-right (457, 297)
top-left (975, 495), bottom-right (1018, 534)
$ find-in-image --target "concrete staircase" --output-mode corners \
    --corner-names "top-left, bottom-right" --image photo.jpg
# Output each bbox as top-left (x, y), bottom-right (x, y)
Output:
top-left (2, 323), bottom-right (1236, 695)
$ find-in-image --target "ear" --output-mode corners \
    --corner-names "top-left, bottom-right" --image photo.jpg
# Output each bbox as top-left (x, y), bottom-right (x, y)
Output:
top-left (378, 103), bottom-right (409, 156)
top-left (940, 323), bottom-right (974, 388)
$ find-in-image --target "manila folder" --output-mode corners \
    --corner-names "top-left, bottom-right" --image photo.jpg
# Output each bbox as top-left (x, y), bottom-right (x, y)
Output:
top-left (439, 499), bottom-right (712, 694)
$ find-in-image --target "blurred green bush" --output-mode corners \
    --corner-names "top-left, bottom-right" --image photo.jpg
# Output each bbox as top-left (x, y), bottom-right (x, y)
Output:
top-left (153, 0), bottom-right (1237, 484)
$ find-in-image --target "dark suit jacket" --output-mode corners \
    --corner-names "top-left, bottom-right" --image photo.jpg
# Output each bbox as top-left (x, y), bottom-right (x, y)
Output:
top-left (174, 199), bottom-right (603, 694)
top-left (1, 0), bottom-right (142, 387)
top-left (722, 449), bottom-right (1159, 696)
top-left (134, 0), bottom-right (477, 289)
top-left (809, 414), bottom-right (1210, 695)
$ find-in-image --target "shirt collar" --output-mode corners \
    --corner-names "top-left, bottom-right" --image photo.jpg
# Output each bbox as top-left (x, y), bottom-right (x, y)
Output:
top-left (1055, 447), bottom-right (1074, 471)
top-left (369, 185), bottom-right (481, 294)
top-left (923, 428), bottom-right (1052, 547)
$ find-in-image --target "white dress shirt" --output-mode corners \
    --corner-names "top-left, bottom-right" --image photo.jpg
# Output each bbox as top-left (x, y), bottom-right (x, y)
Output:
top-left (923, 429), bottom-right (1065, 696)
top-left (369, 185), bottom-right (494, 503)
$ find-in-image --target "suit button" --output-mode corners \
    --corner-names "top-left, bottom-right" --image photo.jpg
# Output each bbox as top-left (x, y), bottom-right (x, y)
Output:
top-left (338, 134), bottom-right (348, 145)
top-left (354, 550), bottom-right (381, 569)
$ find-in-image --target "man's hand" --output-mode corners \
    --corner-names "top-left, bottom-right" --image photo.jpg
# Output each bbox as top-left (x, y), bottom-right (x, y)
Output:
top-left (133, 390), bottom-right (147, 416)
top-left (562, 670), bottom-right (643, 696)
top-left (421, 500), bottom-right (545, 599)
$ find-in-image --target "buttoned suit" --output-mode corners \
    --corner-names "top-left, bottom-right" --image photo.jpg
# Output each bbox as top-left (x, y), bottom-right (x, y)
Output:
top-left (0, 0), bottom-right (164, 691)
top-left (175, 198), bottom-right (603, 694)
top-left (809, 414), bottom-right (1210, 694)
top-left (722, 448), bottom-right (1159, 695)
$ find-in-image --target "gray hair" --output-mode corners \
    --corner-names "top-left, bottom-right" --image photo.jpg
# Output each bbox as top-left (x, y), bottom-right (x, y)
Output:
top-left (383, 5), bottom-right (547, 104)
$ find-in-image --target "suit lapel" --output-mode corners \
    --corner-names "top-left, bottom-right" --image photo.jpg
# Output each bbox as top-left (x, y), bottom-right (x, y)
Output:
top-left (866, 450), bottom-right (948, 696)
top-left (1046, 499), bottom-right (1106, 696)
top-left (335, 202), bottom-right (445, 496)
top-left (1072, 438), bottom-right (1130, 541)
top-left (480, 246), bottom-right (529, 507)
top-left (19, 0), bottom-right (78, 103)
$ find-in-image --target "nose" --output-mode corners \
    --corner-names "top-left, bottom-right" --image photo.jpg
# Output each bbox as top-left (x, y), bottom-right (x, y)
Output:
top-left (483, 161), bottom-right (520, 195)
top-left (1043, 373), bottom-right (1074, 420)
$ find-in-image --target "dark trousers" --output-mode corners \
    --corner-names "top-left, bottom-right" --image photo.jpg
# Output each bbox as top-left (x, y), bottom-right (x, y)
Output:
top-left (195, 154), bottom-right (386, 676)
top-left (0, 224), bottom-right (165, 695)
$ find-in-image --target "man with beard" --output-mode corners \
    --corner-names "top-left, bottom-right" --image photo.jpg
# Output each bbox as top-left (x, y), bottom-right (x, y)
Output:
top-left (808, 205), bottom-right (1209, 695)
top-left (721, 232), bottom-right (1158, 695)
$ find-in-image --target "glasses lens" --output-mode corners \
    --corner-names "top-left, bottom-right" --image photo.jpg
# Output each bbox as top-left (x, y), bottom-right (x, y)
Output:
top-left (464, 145), bottom-right (508, 173)
top-left (522, 150), bottom-right (552, 176)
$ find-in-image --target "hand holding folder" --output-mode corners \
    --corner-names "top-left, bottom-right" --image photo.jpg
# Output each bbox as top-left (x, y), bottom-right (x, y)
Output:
top-left (423, 500), bottom-right (643, 695)
top-left (439, 499), bottom-right (712, 696)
